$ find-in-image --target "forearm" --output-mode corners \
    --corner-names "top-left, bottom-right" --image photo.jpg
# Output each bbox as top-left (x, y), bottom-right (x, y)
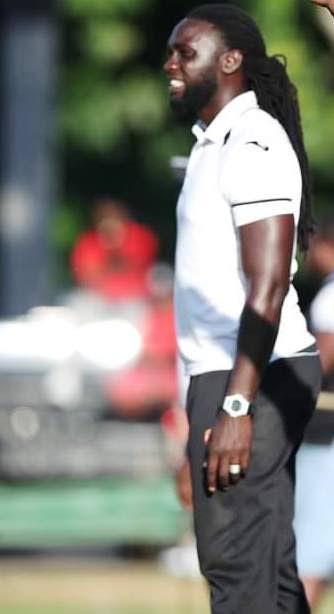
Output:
top-left (226, 289), bottom-right (286, 401)
top-left (227, 215), bottom-right (293, 402)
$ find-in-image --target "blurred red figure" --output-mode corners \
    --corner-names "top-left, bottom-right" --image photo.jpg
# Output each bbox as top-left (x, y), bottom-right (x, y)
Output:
top-left (70, 198), bottom-right (159, 300)
top-left (107, 264), bottom-right (179, 419)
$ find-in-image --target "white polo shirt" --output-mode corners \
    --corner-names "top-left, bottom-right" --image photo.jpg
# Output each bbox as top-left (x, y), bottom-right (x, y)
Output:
top-left (174, 90), bottom-right (314, 376)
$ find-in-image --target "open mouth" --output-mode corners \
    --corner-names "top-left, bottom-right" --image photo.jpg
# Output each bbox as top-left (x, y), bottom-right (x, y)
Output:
top-left (169, 79), bottom-right (186, 96)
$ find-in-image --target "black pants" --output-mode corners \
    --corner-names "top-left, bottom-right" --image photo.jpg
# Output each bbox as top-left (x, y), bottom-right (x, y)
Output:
top-left (186, 351), bottom-right (321, 614)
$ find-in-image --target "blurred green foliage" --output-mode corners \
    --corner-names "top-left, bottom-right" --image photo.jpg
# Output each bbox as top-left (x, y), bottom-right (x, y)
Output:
top-left (63, 0), bottom-right (154, 18)
top-left (253, 0), bottom-right (334, 179)
top-left (55, 0), bottom-right (334, 288)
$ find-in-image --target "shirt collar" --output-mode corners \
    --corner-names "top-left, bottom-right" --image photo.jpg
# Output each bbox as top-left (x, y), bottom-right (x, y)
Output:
top-left (191, 90), bottom-right (259, 146)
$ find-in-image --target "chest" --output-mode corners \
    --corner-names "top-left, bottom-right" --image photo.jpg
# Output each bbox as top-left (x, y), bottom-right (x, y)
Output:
top-left (177, 142), bottom-right (233, 231)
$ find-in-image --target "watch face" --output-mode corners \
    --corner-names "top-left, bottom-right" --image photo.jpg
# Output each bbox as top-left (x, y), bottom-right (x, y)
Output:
top-left (231, 399), bottom-right (242, 413)
top-left (222, 394), bottom-right (250, 417)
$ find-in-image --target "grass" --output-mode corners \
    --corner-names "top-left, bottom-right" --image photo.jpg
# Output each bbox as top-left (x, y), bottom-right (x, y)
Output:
top-left (0, 558), bottom-right (209, 614)
top-left (0, 557), bottom-right (333, 613)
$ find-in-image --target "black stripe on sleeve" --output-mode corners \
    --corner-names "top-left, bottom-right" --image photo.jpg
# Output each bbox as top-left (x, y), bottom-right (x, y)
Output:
top-left (231, 198), bottom-right (292, 208)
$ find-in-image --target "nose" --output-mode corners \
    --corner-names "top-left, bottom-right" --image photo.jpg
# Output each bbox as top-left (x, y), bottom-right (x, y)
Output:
top-left (164, 51), bottom-right (179, 75)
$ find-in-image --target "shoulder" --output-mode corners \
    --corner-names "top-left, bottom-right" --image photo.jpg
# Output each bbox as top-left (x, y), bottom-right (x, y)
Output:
top-left (125, 221), bottom-right (159, 257)
top-left (225, 107), bottom-right (299, 181)
top-left (128, 221), bottom-right (157, 242)
top-left (73, 230), bottom-right (99, 249)
top-left (221, 106), bottom-right (302, 219)
top-left (233, 107), bottom-right (292, 152)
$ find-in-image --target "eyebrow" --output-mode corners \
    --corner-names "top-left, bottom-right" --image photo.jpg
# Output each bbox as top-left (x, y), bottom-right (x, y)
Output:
top-left (166, 41), bottom-right (194, 53)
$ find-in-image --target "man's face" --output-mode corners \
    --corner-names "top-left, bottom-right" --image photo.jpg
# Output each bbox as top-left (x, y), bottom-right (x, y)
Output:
top-left (164, 18), bottom-right (225, 121)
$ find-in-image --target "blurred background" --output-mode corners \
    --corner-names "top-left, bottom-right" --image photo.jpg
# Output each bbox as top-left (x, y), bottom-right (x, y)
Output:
top-left (0, 0), bottom-right (333, 612)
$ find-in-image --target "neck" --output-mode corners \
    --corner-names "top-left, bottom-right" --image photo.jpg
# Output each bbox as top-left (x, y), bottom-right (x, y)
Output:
top-left (198, 82), bottom-right (247, 125)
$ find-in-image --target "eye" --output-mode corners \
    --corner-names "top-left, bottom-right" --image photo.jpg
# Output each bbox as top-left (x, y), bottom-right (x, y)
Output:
top-left (181, 48), bottom-right (196, 60)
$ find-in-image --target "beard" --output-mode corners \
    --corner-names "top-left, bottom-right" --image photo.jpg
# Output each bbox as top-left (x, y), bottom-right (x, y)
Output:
top-left (169, 71), bottom-right (218, 122)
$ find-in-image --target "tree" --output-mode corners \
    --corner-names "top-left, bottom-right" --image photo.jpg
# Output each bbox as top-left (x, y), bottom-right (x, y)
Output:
top-left (55, 0), bottom-right (334, 288)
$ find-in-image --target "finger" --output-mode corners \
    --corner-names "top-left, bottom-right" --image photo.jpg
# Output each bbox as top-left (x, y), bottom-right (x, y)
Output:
top-left (204, 428), bottom-right (212, 444)
top-left (228, 457), bottom-right (242, 484)
top-left (202, 429), bottom-right (212, 472)
top-left (240, 448), bottom-right (251, 476)
top-left (176, 460), bottom-right (193, 509)
top-left (218, 453), bottom-right (231, 489)
top-left (207, 451), bottom-right (219, 493)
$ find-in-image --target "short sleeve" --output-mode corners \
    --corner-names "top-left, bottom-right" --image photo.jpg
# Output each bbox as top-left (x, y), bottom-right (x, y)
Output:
top-left (225, 129), bottom-right (302, 227)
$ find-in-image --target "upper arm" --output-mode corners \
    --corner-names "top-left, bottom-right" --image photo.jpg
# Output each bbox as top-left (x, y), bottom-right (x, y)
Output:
top-left (225, 120), bottom-right (299, 293)
top-left (239, 215), bottom-right (295, 291)
top-left (225, 118), bottom-right (301, 225)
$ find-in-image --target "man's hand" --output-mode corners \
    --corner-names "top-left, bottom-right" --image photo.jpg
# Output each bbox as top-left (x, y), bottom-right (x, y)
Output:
top-left (175, 457), bottom-right (193, 509)
top-left (311, 0), bottom-right (334, 16)
top-left (206, 415), bottom-right (252, 492)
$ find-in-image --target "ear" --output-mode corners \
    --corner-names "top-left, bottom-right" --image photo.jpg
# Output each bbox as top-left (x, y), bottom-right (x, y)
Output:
top-left (220, 49), bottom-right (243, 75)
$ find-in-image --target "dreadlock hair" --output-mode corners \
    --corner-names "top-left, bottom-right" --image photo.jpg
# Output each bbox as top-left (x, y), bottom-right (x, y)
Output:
top-left (187, 3), bottom-right (314, 252)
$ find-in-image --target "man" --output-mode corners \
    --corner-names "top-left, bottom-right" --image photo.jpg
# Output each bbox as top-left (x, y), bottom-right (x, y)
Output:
top-left (164, 4), bottom-right (321, 613)
top-left (295, 217), bottom-right (334, 609)
top-left (312, 0), bottom-right (334, 15)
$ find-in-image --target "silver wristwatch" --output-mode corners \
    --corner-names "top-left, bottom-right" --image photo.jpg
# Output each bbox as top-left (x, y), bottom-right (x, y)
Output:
top-left (219, 394), bottom-right (251, 418)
